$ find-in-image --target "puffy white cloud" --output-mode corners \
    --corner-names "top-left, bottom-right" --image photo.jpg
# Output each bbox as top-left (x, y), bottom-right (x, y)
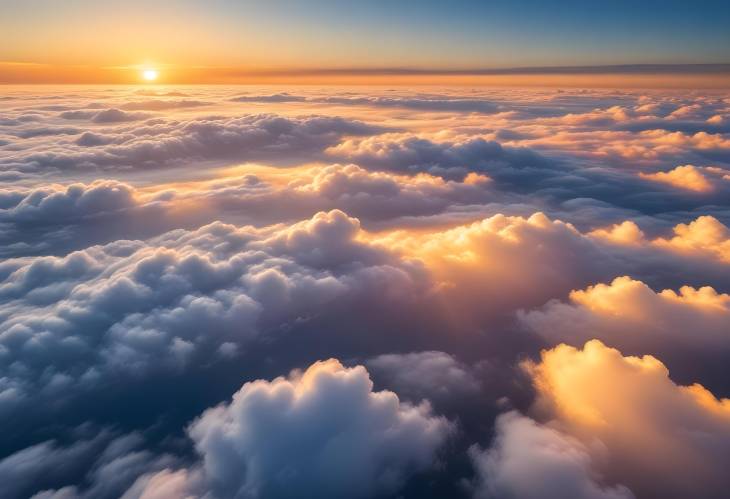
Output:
top-left (588, 220), bottom-right (646, 245)
top-left (468, 411), bottom-right (633, 499)
top-left (129, 359), bottom-right (453, 499)
top-left (0, 210), bottom-right (428, 429)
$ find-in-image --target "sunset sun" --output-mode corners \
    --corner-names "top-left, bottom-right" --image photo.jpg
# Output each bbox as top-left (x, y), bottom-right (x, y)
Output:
top-left (142, 69), bottom-right (158, 81)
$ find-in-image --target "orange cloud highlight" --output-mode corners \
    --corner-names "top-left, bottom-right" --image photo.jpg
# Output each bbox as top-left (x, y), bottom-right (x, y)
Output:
top-left (527, 340), bottom-right (730, 499)
top-left (639, 165), bottom-right (713, 192)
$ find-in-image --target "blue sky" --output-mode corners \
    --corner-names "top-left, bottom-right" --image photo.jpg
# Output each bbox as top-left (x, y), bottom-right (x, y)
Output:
top-left (2, 0), bottom-right (729, 69)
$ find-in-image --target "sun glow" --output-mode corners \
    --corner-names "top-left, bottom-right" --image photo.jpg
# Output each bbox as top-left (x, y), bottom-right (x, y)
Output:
top-left (142, 69), bottom-right (158, 81)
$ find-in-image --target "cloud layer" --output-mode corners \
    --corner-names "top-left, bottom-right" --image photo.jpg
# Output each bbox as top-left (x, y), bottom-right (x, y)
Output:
top-left (1, 85), bottom-right (729, 498)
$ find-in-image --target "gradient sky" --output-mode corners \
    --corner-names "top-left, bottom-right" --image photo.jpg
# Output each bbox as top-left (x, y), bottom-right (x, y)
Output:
top-left (2, 0), bottom-right (730, 80)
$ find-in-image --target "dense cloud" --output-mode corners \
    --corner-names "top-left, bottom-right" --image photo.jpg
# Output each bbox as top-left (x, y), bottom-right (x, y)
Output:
top-left (128, 359), bottom-right (453, 499)
top-left (1, 113), bottom-right (383, 174)
top-left (0, 165), bottom-right (497, 256)
top-left (0, 210), bottom-right (424, 423)
top-left (591, 215), bottom-right (730, 264)
top-left (0, 180), bottom-right (139, 223)
top-left (526, 340), bottom-right (730, 499)
top-left (367, 351), bottom-right (481, 403)
top-left (328, 135), bottom-right (546, 181)
top-left (520, 276), bottom-right (730, 388)
top-left (468, 412), bottom-right (633, 499)
top-left (0, 180), bottom-right (170, 255)
top-left (1, 86), bottom-right (729, 498)
top-left (377, 212), bottom-right (730, 327)
top-left (638, 164), bottom-right (715, 192)
top-left (0, 428), bottom-right (177, 499)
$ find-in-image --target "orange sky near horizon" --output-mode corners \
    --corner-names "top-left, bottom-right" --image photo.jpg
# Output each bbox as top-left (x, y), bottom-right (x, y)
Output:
top-left (3, 1), bottom-right (729, 87)
top-left (2, 62), bottom-right (730, 88)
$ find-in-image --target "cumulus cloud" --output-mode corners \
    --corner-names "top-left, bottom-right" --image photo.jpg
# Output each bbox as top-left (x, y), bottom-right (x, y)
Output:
top-left (375, 214), bottom-right (611, 320)
top-left (119, 468), bottom-right (200, 499)
top-left (526, 340), bottom-right (730, 499)
top-left (588, 220), bottom-right (646, 245)
top-left (287, 163), bottom-right (494, 227)
top-left (2, 114), bottom-right (383, 173)
top-left (639, 164), bottom-right (715, 192)
top-left (653, 215), bottom-right (730, 262)
top-left (0, 164), bottom-right (495, 256)
top-left (0, 180), bottom-right (138, 223)
top-left (327, 134), bottom-right (546, 180)
top-left (468, 411), bottom-right (633, 499)
top-left (324, 129), bottom-right (730, 227)
top-left (128, 359), bottom-right (453, 499)
top-left (0, 180), bottom-right (173, 256)
top-left (367, 210), bottom-right (730, 335)
top-left (591, 215), bottom-right (730, 264)
top-left (367, 351), bottom-right (481, 403)
top-left (0, 210), bottom-right (430, 433)
top-left (520, 276), bottom-right (730, 388)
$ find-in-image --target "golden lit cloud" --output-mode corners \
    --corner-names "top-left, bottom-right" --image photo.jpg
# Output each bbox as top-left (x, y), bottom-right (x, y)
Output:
top-left (520, 277), bottom-right (730, 377)
top-left (526, 340), bottom-right (730, 499)
top-left (654, 216), bottom-right (730, 262)
top-left (639, 165), bottom-right (713, 192)
top-left (591, 216), bottom-right (730, 263)
top-left (589, 221), bottom-right (646, 245)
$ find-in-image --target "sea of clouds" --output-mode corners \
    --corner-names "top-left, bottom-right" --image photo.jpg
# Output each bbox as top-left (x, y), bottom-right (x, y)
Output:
top-left (1, 85), bottom-right (729, 499)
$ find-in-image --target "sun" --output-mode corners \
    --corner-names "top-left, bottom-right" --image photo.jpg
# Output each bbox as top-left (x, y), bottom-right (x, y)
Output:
top-left (142, 69), bottom-right (158, 81)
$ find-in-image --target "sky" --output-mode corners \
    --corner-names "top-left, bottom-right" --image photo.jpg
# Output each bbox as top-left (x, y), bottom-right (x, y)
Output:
top-left (2, 3), bottom-right (730, 499)
top-left (2, 0), bottom-right (730, 83)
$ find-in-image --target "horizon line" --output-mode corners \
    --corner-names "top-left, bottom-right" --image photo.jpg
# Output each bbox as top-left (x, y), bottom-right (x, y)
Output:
top-left (3, 62), bottom-right (730, 87)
